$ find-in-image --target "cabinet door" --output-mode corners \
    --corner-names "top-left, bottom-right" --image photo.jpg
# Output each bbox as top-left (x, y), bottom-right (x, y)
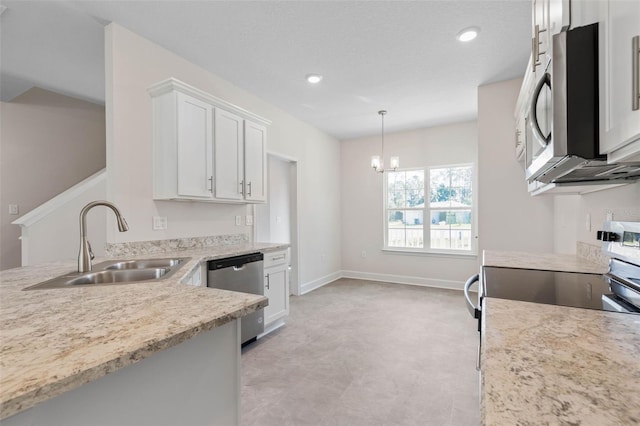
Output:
top-left (600, 0), bottom-right (640, 158)
top-left (244, 121), bottom-right (267, 202)
top-left (214, 109), bottom-right (245, 200)
top-left (264, 267), bottom-right (288, 325)
top-left (532, 0), bottom-right (551, 76)
top-left (176, 93), bottom-right (214, 198)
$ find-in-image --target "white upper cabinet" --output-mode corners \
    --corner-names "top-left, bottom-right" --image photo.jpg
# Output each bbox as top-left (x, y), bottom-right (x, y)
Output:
top-left (214, 109), bottom-right (244, 201)
top-left (176, 93), bottom-right (214, 199)
top-left (598, 0), bottom-right (640, 162)
top-left (149, 78), bottom-right (271, 203)
top-left (244, 121), bottom-right (267, 202)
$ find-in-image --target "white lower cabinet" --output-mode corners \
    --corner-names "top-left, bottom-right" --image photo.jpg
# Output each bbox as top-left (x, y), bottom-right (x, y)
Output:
top-left (263, 249), bottom-right (289, 329)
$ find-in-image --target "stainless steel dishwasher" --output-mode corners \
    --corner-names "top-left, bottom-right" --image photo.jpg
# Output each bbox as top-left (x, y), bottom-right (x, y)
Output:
top-left (207, 252), bottom-right (264, 345)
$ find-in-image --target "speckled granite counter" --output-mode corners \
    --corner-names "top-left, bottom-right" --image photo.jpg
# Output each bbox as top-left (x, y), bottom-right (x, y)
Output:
top-left (0, 242), bottom-right (287, 419)
top-left (482, 298), bottom-right (640, 425)
top-left (483, 249), bottom-right (608, 274)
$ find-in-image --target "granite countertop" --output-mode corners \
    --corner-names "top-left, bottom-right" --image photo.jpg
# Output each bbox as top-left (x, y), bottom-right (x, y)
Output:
top-left (483, 249), bottom-right (608, 274)
top-left (0, 242), bottom-right (287, 420)
top-left (482, 298), bottom-right (640, 425)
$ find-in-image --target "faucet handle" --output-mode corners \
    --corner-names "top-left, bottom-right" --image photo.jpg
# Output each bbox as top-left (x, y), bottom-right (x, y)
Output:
top-left (87, 240), bottom-right (95, 260)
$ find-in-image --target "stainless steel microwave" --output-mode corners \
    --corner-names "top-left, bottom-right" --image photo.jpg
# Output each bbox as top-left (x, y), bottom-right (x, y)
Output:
top-left (525, 23), bottom-right (605, 184)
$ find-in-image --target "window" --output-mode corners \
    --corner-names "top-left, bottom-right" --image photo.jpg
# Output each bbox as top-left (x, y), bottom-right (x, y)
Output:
top-left (385, 164), bottom-right (475, 254)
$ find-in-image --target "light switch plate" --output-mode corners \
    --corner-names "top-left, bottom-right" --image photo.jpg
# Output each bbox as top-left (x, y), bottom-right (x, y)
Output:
top-left (152, 216), bottom-right (167, 230)
top-left (246, 215), bottom-right (253, 226)
top-left (8, 204), bottom-right (18, 215)
top-left (235, 216), bottom-right (242, 226)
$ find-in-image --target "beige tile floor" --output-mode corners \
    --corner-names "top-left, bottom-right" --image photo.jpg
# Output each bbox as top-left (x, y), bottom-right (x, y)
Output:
top-left (241, 278), bottom-right (480, 426)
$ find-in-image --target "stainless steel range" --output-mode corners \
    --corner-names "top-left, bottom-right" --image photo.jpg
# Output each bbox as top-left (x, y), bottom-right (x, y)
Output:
top-left (463, 221), bottom-right (640, 370)
top-left (600, 221), bottom-right (640, 314)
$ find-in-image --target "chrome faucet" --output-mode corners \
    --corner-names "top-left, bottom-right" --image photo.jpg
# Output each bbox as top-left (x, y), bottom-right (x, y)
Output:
top-left (78, 201), bottom-right (129, 273)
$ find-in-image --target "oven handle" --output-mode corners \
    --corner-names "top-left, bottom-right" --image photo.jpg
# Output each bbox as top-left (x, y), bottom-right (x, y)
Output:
top-left (604, 272), bottom-right (640, 293)
top-left (529, 72), bottom-right (552, 149)
top-left (464, 274), bottom-right (480, 319)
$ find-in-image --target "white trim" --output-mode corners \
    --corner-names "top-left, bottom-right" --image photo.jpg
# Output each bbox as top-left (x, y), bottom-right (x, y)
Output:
top-left (259, 319), bottom-right (286, 338)
top-left (12, 169), bottom-right (106, 227)
top-left (341, 270), bottom-right (465, 291)
top-left (300, 271), bottom-right (341, 295)
top-left (381, 248), bottom-right (478, 259)
top-left (148, 78), bottom-right (271, 126)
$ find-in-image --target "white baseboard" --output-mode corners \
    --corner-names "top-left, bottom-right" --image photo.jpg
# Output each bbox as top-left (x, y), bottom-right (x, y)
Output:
top-left (340, 270), bottom-right (465, 291)
top-left (299, 270), bottom-right (465, 295)
top-left (300, 271), bottom-right (342, 295)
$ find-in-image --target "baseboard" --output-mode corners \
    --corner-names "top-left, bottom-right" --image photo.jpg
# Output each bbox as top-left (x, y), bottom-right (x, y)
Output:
top-left (300, 271), bottom-right (342, 295)
top-left (340, 270), bottom-right (465, 291)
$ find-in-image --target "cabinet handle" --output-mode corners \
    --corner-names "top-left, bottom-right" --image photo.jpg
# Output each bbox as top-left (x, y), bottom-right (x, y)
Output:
top-left (239, 180), bottom-right (244, 195)
top-left (531, 24), bottom-right (547, 72)
top-left (265, 274), bottom-right (270, 290)
top-left (271, 255), bottom-right (286, 262)
top-left (633, 35), bottom-right (639, 111)
top-left (247, 181), bottom-right (252, 196)
top-left (208, 176), bottom-right (213, 192)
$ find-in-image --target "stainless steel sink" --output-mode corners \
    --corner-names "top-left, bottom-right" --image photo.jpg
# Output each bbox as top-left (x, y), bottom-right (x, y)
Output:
top-left (65, 268), bottom-right (169, 285)
top-left (25, 257), bottom-right (190, 290)
top-left (104, 258), bottom-right (184, 270)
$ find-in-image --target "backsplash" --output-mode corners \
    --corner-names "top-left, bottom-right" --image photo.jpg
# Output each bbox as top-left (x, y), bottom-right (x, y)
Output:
top-left (576, 241), bottom-right (610, 267)
top-left (105, 234), bottom-right (250, 257)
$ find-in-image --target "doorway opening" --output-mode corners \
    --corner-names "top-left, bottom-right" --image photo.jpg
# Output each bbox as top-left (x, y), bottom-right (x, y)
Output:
top-left (254, 153), bottom-right (300, 295)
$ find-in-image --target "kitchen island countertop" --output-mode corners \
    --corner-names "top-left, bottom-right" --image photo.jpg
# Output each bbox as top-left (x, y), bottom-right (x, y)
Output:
top-left (482, 297), bottom-right (640, 425)
top-left (0, 242), bottom-right (287, 420)
top-left (481, 249), bottom-right (640, 424)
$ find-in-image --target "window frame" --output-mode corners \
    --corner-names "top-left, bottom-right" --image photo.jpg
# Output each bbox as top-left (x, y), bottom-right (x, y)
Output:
top-left (383, 163), bottom-right (477, 256)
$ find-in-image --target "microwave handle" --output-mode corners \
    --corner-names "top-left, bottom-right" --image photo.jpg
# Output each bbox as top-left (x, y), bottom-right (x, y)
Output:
top-left (529, 72), bottom-right (551, 148)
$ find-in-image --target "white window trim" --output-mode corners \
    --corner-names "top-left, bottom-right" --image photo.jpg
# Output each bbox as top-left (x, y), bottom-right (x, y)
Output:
top-left (383, 163), bottom-right (478, 256)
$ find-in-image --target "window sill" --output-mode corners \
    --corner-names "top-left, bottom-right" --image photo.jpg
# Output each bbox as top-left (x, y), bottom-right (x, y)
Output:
top-left (381, 248), bottom-right (478, 259)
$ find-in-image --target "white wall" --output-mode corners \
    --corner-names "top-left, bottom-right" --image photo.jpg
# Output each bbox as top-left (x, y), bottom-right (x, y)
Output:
top-left (559, 183), bottom-right (640, 249)
top-left (105, 24), bottom-right (341, 288)
top-left (0, 88), bottom-right (106, 270)
top-left (340, 121), bottom-right (479, 288)
top-left (477, 78), bottom-right (555, 259)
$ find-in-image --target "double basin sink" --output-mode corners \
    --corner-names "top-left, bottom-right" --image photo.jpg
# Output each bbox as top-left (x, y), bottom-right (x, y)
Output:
top-left (25, 258), bottom-right (190, 290)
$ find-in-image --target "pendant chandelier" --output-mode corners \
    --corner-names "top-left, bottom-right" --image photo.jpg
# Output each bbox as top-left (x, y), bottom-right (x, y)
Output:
top-left (371, 110), bottom-right (399, 173)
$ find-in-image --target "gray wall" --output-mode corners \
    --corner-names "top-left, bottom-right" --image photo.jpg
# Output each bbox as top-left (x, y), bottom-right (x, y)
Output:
top-left (0, 88), bottom-right (105, 270)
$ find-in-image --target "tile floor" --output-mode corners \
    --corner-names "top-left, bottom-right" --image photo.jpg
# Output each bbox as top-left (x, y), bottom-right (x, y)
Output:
top-left (241, 278), bottom-right (480, 426)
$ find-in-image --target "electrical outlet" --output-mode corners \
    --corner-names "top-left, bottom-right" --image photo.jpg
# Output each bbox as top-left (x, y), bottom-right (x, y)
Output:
top-left (8, 204), bottom-right (18, 215)
top-left (606, 212), bottom-right (614, 221)
top-left (235, 216), bottom-right (242, 226)
top-left (246, 215), bottom-right (253, 226)
top-left (152, 216), bottom-right (167, 230)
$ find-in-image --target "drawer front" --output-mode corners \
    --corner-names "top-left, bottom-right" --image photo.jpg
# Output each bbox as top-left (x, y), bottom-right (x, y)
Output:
top-left (264, 249), bottom-right (288, 268)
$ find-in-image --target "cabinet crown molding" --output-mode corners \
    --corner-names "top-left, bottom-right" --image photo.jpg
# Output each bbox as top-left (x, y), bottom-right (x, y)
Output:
top-left (148, 78), bottom-right (271, 126)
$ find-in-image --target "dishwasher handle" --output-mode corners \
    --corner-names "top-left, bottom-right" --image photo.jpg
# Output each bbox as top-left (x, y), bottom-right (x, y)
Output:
top-left (208, 252), bottom-right (263, 270)
top-left (464, 274), bottom-right (480, 319)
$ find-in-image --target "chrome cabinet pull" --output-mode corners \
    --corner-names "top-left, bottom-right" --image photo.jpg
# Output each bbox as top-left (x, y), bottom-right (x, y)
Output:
top-left (239, 180), bottom-right (244, 195)
top-left (633, 35), bottom-right (639, 111)
top-left (265, 274), bottom-right (270, 290)
top-left (271, 255), bottom-right (286, 262)
top-left (248, 181), bottom-right (252, 196)
top-left (208, 176), bottom-right (213, 193)
top-left (531, 24), bottom-right (547, 71)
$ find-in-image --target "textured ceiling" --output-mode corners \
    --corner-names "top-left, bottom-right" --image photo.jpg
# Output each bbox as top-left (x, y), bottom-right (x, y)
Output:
top-left (0, 1), bottom-right (531, 140)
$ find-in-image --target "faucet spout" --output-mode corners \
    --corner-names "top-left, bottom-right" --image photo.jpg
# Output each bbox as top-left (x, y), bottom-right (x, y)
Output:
top-left (78, 201), bottom-right (128, 273)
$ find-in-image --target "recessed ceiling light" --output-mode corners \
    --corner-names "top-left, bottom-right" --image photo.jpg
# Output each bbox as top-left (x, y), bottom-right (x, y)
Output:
top-left (457, 27), bottom-right (480, 42)
top-left (306, 74), bottom-right (323, 84)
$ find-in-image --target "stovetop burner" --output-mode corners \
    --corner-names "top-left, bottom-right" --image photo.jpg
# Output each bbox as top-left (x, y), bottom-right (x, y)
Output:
top-left (481, 266), bottom-right (639, 313)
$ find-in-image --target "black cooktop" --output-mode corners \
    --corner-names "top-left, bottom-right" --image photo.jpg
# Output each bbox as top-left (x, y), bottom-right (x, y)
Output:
top-left (482, 266), bottom-right (639, 314)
